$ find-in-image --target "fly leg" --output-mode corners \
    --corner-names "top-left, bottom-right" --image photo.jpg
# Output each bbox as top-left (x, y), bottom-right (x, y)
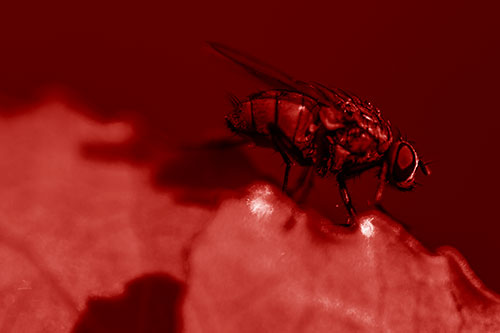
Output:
top-left (268, 124), bottom-right (312, 194)
top-left (272, 137), bottom-right (292, 193)
top-left (336, 173), bottom-right (357, 222)
top-left (291, 167), bottom-right (315, 203)
top-left (285, 166), bottom-right (315, 203)
top-left (375, 161), bottom-right (388, 205)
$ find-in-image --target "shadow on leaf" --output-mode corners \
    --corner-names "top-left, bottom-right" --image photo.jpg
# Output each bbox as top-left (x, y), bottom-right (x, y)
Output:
top-left (72, 273), bottom-right (184, 333)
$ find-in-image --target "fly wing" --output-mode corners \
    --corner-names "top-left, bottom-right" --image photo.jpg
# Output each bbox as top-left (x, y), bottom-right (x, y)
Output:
top-left (209, 42), bottom-right (331, 105)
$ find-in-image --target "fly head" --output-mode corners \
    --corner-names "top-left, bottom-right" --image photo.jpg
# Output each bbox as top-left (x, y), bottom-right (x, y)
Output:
top-left (386, 140), bottom-right (430, 191)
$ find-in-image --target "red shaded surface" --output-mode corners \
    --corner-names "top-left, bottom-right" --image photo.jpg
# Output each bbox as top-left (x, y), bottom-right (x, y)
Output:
top-left (1, 0), bottom-right (500, 330)
top-left (0, 106), bottom-right (206, 331)
top-left (0, 103), bottom-right (499, 331)
top-left (1, 0), bottom-right (499, 292)
top-left (184, 184), bottom-right (500, 332)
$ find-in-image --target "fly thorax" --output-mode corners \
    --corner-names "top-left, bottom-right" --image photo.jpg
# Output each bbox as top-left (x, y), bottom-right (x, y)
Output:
top-left (319, 106), bottom-right (345, 131)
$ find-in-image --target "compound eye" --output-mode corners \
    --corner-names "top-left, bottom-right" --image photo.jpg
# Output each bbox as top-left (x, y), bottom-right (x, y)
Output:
top-left (392, 143), bottom-right (417, 183)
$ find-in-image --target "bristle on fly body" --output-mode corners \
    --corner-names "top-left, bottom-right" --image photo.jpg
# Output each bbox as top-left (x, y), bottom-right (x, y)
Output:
top-left (227, 93), bottom-right (241, 109)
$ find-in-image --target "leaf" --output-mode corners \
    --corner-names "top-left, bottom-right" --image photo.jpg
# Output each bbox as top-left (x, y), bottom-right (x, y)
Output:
top-left (183, 184), bottom-right (500, 332)
top-left (0, 103), bottom-right (206, 332)
top-left (1, 101), bottom-right (499, 332)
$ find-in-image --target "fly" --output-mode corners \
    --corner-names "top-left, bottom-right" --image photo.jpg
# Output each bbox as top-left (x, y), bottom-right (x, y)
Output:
top-left (210, 42), bottom-right (431, 221)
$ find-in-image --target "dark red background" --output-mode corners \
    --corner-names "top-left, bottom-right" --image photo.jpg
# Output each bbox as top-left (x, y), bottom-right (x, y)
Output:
top-left (0, 0), bottom-right (499, 296)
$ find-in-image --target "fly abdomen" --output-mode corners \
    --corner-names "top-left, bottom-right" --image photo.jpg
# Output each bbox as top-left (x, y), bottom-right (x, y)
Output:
top-left (226, 90), bottom-right (319, 148)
